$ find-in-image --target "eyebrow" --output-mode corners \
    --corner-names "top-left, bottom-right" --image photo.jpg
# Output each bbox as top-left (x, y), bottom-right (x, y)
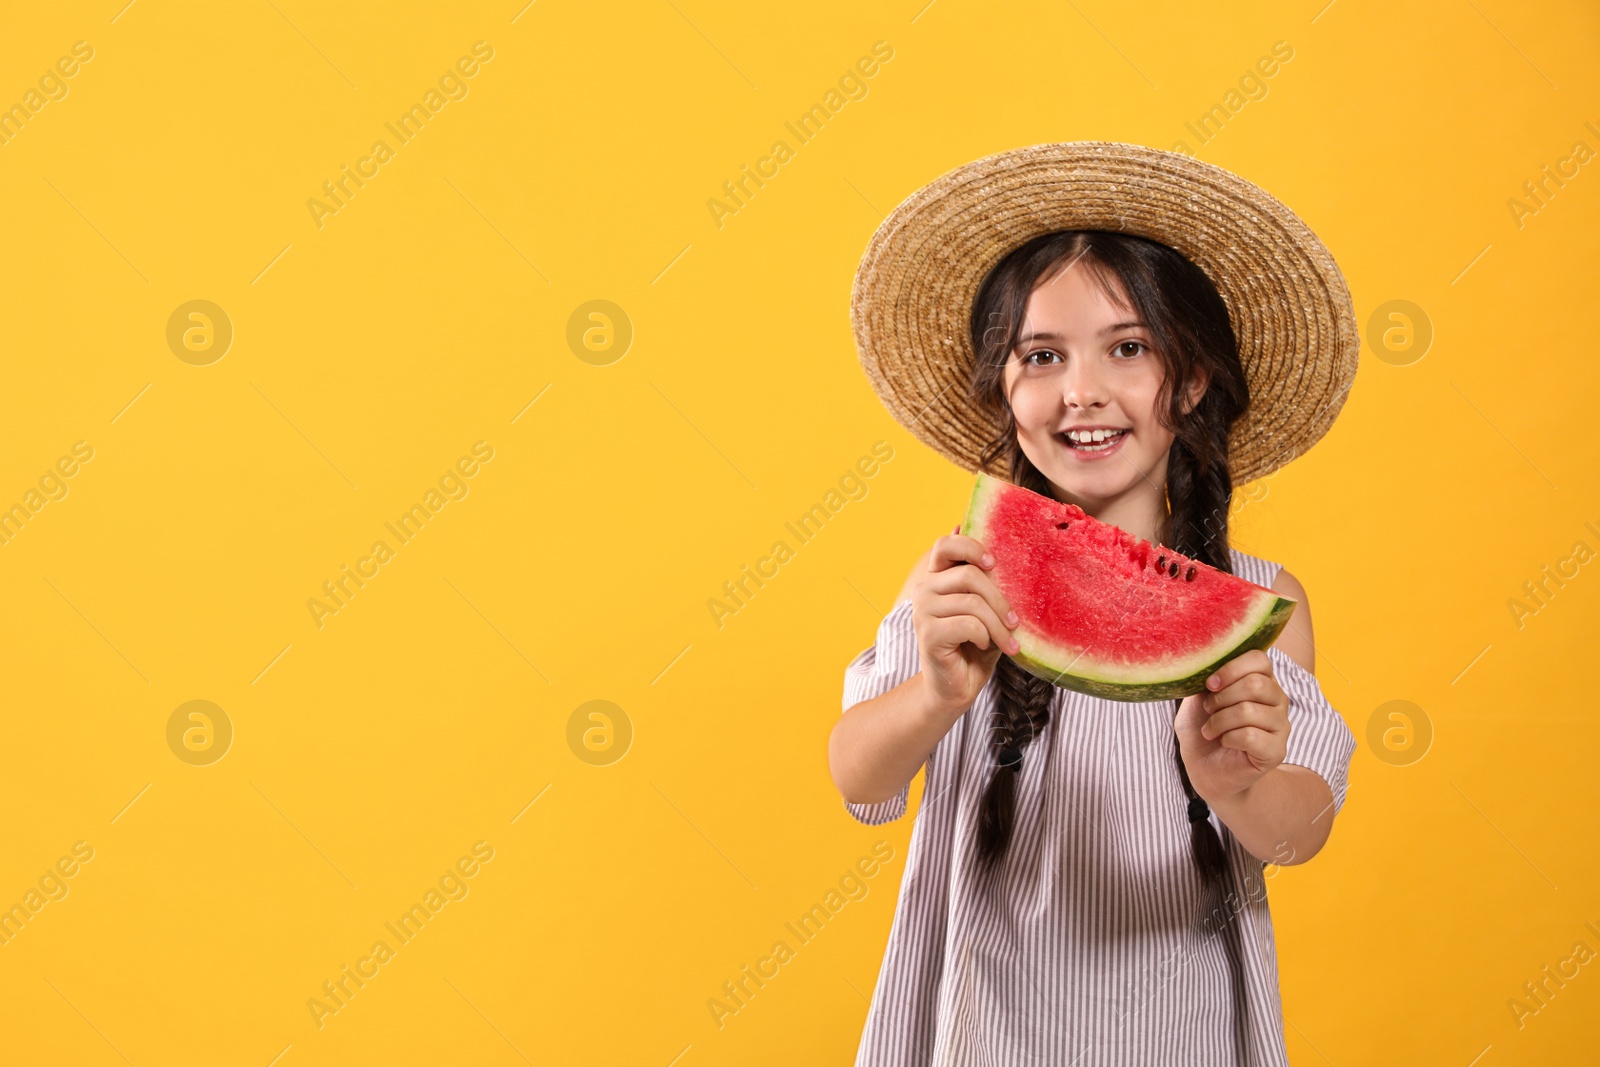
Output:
top-left (1017, 322), bottom-right (1146, 344)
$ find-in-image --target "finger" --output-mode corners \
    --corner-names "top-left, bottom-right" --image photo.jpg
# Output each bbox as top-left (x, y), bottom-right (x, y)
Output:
top-left (928, 613), bottom-right (994, 654)
top-left (1205, 671), bottom-right (1280, 713)
top-left (1216, 725), bottom-right (1278, 759)
top-left (1200, 702), bottom-right (1285, 742)
top-left (929, 533), bottom-right (997, 574)
top-left (924, 590), bottom-right (1018, 653)
top-left (923, 565), bottom-right (1017, 635)
top-left (1202, 649), bottom-right (1273, 693)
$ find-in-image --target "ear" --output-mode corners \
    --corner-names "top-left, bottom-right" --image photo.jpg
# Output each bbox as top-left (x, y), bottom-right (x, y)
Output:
top-left (1180, 367), bottom-right (1210, 416)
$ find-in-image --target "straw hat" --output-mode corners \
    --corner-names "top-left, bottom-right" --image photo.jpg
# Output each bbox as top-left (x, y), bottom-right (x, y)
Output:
top-left (850, 141), bottom-right (1358, 486)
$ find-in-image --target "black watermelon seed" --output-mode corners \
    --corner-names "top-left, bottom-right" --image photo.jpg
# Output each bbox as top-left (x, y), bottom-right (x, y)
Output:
top-left (1184, 565), bottom-right (1195, 581)
top-left (1056, 522), bottom-right (1069, 529)
top-left (1168, 561), bottom-right (1180, 578)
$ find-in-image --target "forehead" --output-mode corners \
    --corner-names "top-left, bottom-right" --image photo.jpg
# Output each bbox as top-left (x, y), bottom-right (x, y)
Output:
top-left (1019, 262), bottom-right (1139, 337)
top-left (1030, 257), bottom-right (1132, 312)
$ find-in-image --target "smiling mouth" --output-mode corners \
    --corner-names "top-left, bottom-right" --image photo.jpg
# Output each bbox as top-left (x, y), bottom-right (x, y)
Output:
top-left (1060, 429), bottom-right (1129, 452)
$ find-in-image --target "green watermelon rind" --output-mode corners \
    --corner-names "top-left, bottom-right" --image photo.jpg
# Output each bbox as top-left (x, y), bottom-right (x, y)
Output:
top-left (1008, 595), bottom-right (1296, 702)
top-left (961, 474), bottom-right (1299, 704)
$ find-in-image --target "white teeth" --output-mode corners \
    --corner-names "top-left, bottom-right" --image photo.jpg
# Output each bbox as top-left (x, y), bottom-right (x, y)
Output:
top-left (1065, 428), bottom-right (1125, 445)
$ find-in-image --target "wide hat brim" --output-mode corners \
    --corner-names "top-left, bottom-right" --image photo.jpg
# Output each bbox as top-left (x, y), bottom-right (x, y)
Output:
top-left (850, 140), bottom-right (1358, 486)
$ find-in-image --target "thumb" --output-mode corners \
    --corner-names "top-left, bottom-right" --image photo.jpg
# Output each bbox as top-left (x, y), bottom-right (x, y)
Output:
top-left (1173, 692), bottom-right (1208, 746)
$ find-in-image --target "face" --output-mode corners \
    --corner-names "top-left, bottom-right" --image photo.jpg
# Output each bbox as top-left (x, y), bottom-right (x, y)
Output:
top-left (1000, 257), bottom-right (1205, 525)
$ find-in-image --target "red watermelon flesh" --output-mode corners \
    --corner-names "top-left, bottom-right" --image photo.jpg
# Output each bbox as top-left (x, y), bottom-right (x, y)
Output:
top-left (960, 473), bottom-right (1296, 702)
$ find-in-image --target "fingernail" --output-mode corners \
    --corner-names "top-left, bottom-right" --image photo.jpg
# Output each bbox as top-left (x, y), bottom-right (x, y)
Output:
top-left (1207, 675), bottom-right (1219, 690)
top-left (982, 553), bottom-right (994, 567)
top-left (1006, 610), bottom-right (1018, 625)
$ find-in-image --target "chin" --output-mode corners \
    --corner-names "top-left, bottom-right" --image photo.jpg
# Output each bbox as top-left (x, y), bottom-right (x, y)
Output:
top-left (1045, 472), bottom-right (1129, 505)
top-left (1032, 445), bottom-right (1151, 503)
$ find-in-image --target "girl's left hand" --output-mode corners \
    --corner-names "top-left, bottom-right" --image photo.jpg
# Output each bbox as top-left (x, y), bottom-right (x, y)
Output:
top-left (1174, 649), bottom-right (1289, 804)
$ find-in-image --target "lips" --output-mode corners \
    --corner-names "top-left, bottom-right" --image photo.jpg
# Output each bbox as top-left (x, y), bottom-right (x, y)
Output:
top-left (1060, 428), bottom-right (1129, 453)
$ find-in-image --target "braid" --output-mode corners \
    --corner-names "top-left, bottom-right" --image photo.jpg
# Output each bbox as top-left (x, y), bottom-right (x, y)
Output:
top-left (1166, 430), bottom-right (1250, 1042)
top-left (1164, 401), bottom-right (1239, 891)
top-left (977, 657), bottom-right (1055, 864)
top-left (975, 430), bottom-right (1059, 867)
top-left (1163, 433), bottom-right (1234, 573)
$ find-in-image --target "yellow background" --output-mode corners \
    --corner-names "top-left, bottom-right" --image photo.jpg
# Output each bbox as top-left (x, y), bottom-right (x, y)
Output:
top-left (1, 0), bottom-right (1596, 1063)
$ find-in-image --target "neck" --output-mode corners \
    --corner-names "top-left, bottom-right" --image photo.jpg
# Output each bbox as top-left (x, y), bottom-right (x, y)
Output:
top-left (1045, 480), bottom-right (1171, 548)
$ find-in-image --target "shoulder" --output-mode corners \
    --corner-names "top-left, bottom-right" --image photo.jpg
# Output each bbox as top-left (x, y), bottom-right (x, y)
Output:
top-left (1268, 564), bottom-right (1315, 674)
top-left (1226, 545), bottom-right (1282, 588)
top-left (1226, 546), bottom-right (1315, 674)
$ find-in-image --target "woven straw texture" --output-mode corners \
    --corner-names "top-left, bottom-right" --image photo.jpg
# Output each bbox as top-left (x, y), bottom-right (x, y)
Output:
top-left (850, 141), bottom-right (1359, 486)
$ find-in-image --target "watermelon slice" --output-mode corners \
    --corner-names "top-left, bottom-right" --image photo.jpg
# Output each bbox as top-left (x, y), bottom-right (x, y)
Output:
top-left (960, 473), bottom-right (1296, 702)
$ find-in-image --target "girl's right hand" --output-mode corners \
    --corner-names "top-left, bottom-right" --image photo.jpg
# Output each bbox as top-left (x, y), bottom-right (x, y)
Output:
top-left (910, 526), bottom-right (1021, 718)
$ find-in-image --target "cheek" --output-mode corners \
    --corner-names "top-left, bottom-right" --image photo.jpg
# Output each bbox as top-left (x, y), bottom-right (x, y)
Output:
top-left (1136, 428), bottom-right (1174, 462)
top-left (1008, 383), bottom-right (1057, 434)
top-left (1126, 379), bottom-right (1170, 435)
top-left (1132, 417), bottom-right (1176, 464)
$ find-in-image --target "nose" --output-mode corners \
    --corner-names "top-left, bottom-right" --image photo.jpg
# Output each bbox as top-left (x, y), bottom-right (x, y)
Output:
top-left (1060, 353), bottom-right (1109, 411)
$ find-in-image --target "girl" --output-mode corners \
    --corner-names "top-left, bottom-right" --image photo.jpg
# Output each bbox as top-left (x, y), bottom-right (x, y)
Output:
top-left (830, 143), bottom-right (1359, 1066)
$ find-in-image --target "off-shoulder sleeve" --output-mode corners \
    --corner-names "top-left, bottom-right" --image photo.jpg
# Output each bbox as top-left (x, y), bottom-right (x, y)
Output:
top-left (839, 597), bottom-right (921, 825)
top-left (1267, 643), bottom-right (1357, 818)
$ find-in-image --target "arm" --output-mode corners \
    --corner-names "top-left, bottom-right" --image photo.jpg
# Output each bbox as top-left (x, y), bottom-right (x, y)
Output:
top-left (828, 671), bottom-right (964, 805)
top-left (829, 536), bottom-right (1020, 806)
top-left (829, 549), bottom-right (959, 805)
top-left (1177, 566), bottom-right (1338, 865)
top-left (1206, 764), bottom-right (1334, 866)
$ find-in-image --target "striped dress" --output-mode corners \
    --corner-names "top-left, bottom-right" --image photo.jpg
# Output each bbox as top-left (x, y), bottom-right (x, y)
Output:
top-left (840, 548), bottom-right (1356, 1066)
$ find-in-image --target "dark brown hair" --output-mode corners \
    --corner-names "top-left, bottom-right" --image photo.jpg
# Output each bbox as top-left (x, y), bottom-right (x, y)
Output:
top-left (965, 230), bottom-right (1250, 891)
